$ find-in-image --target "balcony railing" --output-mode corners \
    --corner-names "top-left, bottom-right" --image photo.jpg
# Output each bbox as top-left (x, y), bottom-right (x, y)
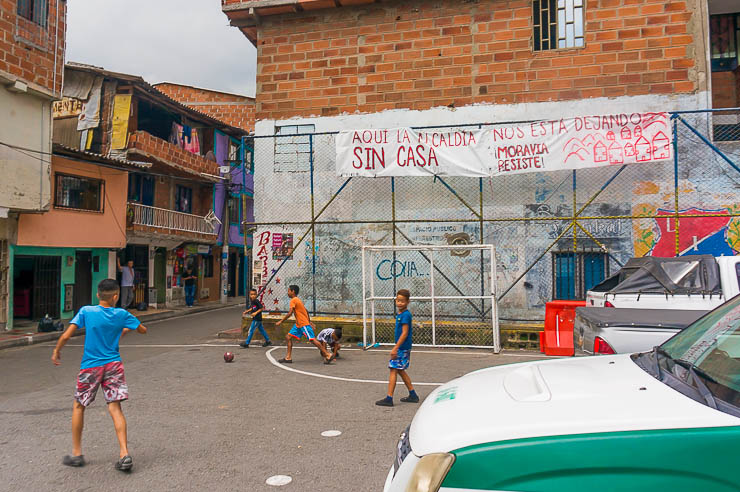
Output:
top-left (128, 203), bottom-right (217, 236)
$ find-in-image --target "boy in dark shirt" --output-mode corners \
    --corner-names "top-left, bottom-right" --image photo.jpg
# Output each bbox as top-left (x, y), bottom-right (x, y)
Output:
top-left (240, 288), bottom-right (272, 348)
top-left (376, 289), bottom-right (418, 407)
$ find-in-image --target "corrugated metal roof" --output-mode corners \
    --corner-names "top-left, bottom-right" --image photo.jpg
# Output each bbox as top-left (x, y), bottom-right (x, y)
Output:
top-left (53, 143), bottom-right (151, 169)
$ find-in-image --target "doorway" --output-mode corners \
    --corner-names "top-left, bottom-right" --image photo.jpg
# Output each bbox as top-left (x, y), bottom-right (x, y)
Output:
top-left (73, 251), bottom-right (92, 314)
top-left (154, 248), bottom-right (166, 305)
top-left (228, 251), bottom-right (237, 297)
top-left (14, 255), bottom-right (61, 320)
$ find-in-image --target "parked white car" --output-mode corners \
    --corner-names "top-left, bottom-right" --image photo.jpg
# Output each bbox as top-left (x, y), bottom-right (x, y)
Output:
top-left (587, 255), bottom-right (740, 310)
top-left (384, 295), bottom-right (740, 492)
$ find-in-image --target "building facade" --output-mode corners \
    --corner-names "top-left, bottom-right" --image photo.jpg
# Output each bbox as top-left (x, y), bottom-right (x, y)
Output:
top-left (11, 147), bottom-right (137, 324)
top-left (221, 0), bottom-right (740, 325)
top-left (0, 0), bottom-right (67, 329)
top-left (39, 64), bottom-right (246, 315)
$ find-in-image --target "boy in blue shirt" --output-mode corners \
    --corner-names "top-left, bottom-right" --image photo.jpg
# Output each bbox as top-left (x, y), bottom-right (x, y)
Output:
top-left (51, 279), bottom-right (147, 471)
top-left (376, 289), bottom-right (419, 406)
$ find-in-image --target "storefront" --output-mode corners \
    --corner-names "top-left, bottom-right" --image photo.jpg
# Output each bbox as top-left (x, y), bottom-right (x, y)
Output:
top-left (166, 244), bottom-right (220, 307)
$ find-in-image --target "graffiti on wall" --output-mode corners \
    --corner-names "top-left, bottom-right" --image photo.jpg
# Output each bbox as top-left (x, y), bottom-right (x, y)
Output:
top-left (633, 206), bottom-right (739, 257)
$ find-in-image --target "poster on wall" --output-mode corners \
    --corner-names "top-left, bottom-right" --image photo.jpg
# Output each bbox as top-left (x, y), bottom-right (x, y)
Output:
top-left (336, 112), bottom-right (672, 178)
top-left (272, 233), bottom-right (294, 260)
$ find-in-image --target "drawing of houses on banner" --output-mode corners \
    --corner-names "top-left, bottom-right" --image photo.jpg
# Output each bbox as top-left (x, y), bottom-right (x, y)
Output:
top-left (652, 131), bottom-right (670, 160)
top-left (634, 136), bottom-right (652, 162)
top-left (593, 141), bottom-right (608, 162)
top-left (608, 141), bottom-right (624, 164)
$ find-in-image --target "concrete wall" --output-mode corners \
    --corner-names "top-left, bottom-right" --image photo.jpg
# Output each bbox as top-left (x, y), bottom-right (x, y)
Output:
top-left (250, 91), bottom-right (732, 321)
top-left (16, 155), bottom-right (128, 248)
top-left (0, 87), bottom-right (52, 212)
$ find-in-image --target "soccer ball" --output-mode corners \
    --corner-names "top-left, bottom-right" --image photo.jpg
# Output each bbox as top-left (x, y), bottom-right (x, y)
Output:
top-left (224, 352), bottom-right (235, 363)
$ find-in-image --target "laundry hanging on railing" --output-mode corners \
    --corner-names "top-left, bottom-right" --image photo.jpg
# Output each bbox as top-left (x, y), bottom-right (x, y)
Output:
top-left (336, 112), bottom-right (672, 177)
top-left (169, 122), bottom-right (201, 155)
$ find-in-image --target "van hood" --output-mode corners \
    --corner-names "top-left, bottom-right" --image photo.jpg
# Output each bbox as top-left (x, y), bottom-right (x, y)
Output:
top-left (409, 354), bottom-right (740, 456)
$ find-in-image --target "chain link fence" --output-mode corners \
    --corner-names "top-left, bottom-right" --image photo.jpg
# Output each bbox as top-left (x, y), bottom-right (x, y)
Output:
top-left (249, 110), bottom-right (740, 341)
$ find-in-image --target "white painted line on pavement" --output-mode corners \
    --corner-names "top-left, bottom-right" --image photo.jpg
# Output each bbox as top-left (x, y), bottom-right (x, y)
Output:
top-left (265, 347), bottom-right (444, 386)
top-left (266, 475), bottom-right (293, 486)
top-left (51, 343), bottom-right (554, 358)
top-left (321, 430), bottom-right (342, 437)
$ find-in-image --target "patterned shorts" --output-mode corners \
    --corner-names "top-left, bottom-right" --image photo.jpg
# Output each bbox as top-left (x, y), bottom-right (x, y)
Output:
top-left (388, 349), bottom-right (411, 370)
top-left (74, 361), bottom-right (128, 407)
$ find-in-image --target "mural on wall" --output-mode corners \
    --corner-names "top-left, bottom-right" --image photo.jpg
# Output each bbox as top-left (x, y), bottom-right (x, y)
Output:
top-left (633, 206), bottom-right (739, 257)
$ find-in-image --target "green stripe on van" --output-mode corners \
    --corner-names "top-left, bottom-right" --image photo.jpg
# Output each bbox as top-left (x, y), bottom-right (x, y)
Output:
top-left (443, 426), bottom-right (740, 491)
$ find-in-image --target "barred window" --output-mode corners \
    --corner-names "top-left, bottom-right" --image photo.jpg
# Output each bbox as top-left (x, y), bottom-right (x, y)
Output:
top-left (17, 0), bottom-right (49, 28)
top-left (552, 251), bottom-right (608, 300)
top-left (534, 0), bottom-right (584, 51)
top-left (54, 173), bottom-right (103, 212)
top-left (275, 124), bottom-right (314, 172)
top-left (710, 14), bottom-right (740, 72)
top-left (175, 185), bottom-right (192, 214)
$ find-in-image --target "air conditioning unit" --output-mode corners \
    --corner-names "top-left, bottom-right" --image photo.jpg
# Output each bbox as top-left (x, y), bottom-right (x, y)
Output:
top-left (200, 288), bottom-right (210, 299)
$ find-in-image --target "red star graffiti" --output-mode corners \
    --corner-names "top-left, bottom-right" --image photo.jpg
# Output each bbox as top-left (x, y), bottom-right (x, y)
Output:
top-left (273, 298), bottom-right (279, 305)
top-left (267, 288), bottom-right (273, 295)
top-left (275, 278), bottom-right (281, 284)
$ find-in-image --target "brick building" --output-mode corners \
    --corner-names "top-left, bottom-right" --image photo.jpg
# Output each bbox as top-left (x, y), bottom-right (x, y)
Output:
top-left (221, 1), bottom-right (740, 325)
top-left (0, 0), bottom-right (67, 329)
top-left (154, 82), bottom-right (256, 133)
top-left (39, 63), bottom-right (252, 314)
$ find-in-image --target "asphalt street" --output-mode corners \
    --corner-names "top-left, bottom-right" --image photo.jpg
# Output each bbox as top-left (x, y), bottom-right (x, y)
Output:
top-left (0, 305), bottom-right (548, 491)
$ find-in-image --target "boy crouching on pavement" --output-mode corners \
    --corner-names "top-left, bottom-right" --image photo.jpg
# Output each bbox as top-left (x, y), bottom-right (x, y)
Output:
top-left (316, 326), bottom-right (343, 360)
top-left (51, 279), bottom-right (147, 471)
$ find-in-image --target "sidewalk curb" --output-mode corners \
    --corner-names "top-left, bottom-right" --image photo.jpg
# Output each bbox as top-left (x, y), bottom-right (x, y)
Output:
top-left (0, 301), bottom-right (245, 351)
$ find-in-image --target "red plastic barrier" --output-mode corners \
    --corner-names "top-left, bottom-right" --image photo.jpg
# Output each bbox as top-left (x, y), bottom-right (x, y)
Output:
top-left (543, 300), bottom-right (585, 356)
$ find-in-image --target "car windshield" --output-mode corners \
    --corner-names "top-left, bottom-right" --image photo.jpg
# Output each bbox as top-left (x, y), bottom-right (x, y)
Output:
top-left (658, 294), bottom-right (740, 406)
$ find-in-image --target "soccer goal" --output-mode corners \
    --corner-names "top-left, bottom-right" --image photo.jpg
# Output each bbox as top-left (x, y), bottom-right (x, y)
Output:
top-left (361, 244), bottom-right (501, 353)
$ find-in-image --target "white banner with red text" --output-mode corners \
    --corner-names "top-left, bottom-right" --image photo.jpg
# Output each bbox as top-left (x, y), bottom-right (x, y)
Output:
top-left (335, 112), bottom-right (672, 177)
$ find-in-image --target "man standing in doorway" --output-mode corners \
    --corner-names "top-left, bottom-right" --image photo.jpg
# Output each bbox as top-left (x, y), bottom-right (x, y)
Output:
top-left (117, 258), bottom-right (135, 309)
top-left (183, 267), bottom-right (197, 307)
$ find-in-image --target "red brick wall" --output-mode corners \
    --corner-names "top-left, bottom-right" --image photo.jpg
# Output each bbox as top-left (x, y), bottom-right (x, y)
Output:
top-left (252, 0), bottom-right (705, 120)
top-left (0, 0), bottom-right (66, 96)
top-left (154, 83), bottom-right (255, 132)
top-left (128, 131), bottom-right (220, 176)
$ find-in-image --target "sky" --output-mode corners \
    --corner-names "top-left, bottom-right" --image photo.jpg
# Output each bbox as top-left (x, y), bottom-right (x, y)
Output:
top-left (65, 0), bottom-right (257, 97)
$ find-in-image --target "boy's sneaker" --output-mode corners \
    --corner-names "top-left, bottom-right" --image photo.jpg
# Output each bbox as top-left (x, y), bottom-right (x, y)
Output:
top-left (375, 397), bottom-right (394, 407)
top-left (400, 394), bottom-right (420, 403)
top-left (239, 342), bottom-right (249, 349)
top-left (262, 340), bottom-right (272, 347)
top-left (62, 455), bottom-right (85, 467)
top-left (115, 455), bottom-right (133, 472)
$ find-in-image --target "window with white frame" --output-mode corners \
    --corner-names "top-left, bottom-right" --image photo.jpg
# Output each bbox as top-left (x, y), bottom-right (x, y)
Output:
top-left (533, 0), bottom-right (584, 51)
top-left (274, 124), bottom-right (314, 172)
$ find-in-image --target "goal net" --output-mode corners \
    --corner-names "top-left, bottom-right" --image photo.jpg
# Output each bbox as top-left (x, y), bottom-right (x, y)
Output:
top-left (362, 244), bottom-right (501, 353)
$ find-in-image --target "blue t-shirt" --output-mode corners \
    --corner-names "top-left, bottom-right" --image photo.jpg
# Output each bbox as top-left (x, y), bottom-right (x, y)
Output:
top-left (70, 305), bottom-right (141, 369)
top-left (395, 309), bottom-right (413, 351)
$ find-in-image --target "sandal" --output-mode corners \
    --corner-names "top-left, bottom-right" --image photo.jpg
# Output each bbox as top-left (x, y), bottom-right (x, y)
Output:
top-left (62, 455), bottom-right (85, 467)
top-left (278, 358), bottom-right (292, 364)
top-left (115, 455), bottom-right (133, 472)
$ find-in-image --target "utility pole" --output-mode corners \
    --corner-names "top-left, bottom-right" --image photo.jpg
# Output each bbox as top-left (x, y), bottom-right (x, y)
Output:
top-left (220, 172), bottom-right (230, 305)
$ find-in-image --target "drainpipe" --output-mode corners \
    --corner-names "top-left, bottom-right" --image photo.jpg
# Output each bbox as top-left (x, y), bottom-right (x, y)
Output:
top-left (220, 173), bottom-right (230, 304)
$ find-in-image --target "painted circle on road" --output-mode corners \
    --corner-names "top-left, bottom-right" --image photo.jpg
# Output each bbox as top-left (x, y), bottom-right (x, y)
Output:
top-left (321, 430), bottom-right (342, 437)
top-left (266, 475), bottom-right (293, 486)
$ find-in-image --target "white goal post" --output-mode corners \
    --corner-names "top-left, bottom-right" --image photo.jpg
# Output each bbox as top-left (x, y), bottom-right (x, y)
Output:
top-left (361, 244), bottom-right (501, 353)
